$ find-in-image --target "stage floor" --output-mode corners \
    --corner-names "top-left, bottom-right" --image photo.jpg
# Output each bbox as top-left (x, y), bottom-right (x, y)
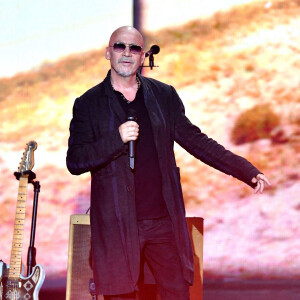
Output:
top-left (39, 279), bottom-right (300, 300)
top-left (203, 279), bottom-right (300, 300)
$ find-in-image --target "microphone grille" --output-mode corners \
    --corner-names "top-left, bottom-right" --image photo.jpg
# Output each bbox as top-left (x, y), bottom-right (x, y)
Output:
top-left (150, 45), bottom-right (160, 55)
top-left (128, 109), bottom-right (137, 118)
top-left (127, 109), bottom-right (137, 121)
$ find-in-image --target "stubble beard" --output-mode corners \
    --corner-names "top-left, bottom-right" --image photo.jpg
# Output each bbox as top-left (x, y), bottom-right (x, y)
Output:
top-left (113, 58), bottom-right (139, 77)
top-left (115, 69), bottom-right (135, 77)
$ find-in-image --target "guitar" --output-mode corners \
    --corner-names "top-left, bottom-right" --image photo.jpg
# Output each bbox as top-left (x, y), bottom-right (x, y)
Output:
top-left (0, 141), bottom-right (45, 300)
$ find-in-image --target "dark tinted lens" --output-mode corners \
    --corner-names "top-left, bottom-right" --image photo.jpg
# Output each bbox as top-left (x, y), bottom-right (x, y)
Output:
top-left (113, 43), bottom-right (126, 52)
top-left (129, 45), bottom-right (142, 54)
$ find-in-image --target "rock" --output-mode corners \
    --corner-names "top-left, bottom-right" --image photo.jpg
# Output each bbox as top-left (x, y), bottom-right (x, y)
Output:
top-left (270, 124), bottom-right (299, 144)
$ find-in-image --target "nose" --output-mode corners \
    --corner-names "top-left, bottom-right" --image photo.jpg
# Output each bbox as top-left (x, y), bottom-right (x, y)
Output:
top-left (123, 45), bottom-right (131, 56)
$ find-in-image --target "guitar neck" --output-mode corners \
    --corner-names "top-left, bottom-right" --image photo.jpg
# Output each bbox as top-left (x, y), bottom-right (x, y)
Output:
top-left (8, 175), bottom-right (29, 280)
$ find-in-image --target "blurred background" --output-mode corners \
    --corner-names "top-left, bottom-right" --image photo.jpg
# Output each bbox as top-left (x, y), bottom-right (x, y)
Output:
top-left (0, 0), bottom-right (300, 299)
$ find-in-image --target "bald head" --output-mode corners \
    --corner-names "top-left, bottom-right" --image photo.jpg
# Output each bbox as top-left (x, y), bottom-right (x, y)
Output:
top-left (105, 26), bottom-right (145, 78)
top-left (109, 26), bottom-right (144, 48)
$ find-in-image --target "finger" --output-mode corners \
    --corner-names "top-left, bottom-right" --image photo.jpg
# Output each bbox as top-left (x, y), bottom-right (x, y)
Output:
top-left (127, 128), bottom-right (139, 141)
top-left (259, 181), bottom-right (265, 193)
top-left (255, 179), bottom-right (267, 194)
top-left (126, 121), bottom-right (139, 127)
top-left (261, 176), bottom-right (271, 186)
top-left (127, 128), bottom-right (139, 136)
top-left (129, 131), bottom-right (139, 138)
top-left (128, 136), bottom-right (138, 141)
top-left (127, 127), bottom-right (139, 135)
top-left (129, 125), bottom-right (139, 131)
top-left (254, 180), bottom-right (264, 194)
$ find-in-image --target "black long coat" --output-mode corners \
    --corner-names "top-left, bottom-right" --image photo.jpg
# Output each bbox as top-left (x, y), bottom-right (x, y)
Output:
top-left (66, 71), bottom-right (260, 295)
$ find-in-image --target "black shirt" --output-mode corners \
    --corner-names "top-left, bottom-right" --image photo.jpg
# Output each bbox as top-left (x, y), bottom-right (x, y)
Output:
top-left (114, 84), bottom-right (168, 220)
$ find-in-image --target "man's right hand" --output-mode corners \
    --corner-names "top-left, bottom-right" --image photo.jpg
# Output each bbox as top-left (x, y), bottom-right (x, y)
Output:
top-left (119, 121), bottom-right (139, 143)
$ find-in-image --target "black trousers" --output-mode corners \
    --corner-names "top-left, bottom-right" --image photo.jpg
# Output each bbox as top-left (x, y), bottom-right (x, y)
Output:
top-left (104, 216), bottom-right (190, 300)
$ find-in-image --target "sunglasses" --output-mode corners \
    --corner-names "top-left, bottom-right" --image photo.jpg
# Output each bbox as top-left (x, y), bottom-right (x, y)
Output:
top-left (109, 42), bottom-right (143, 55)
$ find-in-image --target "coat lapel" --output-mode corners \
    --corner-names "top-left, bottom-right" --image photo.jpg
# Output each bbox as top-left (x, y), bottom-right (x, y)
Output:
top-left (103, 72), bottom-right (127, 123)
top-left (140, 75), bottom-right (166, 150)
top-left (103, 71), bottom-right (166, 145)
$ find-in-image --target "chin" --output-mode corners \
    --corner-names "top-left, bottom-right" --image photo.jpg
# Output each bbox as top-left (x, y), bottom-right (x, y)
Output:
top-left (117, 70), bottom-right (136, 77)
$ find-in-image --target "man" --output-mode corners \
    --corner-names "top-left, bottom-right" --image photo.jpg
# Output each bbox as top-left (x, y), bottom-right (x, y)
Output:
top-left (66, 26), bottom-right (270, 300)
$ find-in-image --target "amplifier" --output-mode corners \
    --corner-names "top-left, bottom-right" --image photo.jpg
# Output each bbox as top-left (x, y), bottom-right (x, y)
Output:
top-left (66, 215), bottom-right (203, 300)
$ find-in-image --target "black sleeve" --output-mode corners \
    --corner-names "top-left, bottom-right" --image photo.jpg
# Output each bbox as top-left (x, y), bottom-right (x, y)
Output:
top-left (66, 97), bottom-right (125, 175)
top-left (171, 86), bottom-right (261, 188)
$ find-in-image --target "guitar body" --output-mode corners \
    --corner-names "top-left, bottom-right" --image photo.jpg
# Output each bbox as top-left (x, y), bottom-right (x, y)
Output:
top-left (0, 264), bottom-right (45, 300)
top-left (1, 141), bottom-right (45, 300)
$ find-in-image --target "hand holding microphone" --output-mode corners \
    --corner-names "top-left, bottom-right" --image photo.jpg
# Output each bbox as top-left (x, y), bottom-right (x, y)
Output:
top-left (118, 109), bottom-right (138, 170)
top-left (119, 120), bottom-right (139, 143)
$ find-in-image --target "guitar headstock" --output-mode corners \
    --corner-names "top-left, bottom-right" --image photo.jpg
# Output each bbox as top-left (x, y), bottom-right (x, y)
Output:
top-left (18, 141), bottom-right (38, 173)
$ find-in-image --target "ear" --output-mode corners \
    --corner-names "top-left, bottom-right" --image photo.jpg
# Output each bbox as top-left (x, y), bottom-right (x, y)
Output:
top-left (105, 47), bottom-right (111, 60)
top-left (140, 52), bottom-right (146, 66)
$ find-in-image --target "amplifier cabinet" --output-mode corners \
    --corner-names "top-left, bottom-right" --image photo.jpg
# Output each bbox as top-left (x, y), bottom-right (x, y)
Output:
top-left (66, 215), bottom-right (203, 300)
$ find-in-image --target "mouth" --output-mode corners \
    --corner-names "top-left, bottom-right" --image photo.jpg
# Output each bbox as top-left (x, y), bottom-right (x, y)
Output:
top-left (119, 59), bottom-right (134, 66)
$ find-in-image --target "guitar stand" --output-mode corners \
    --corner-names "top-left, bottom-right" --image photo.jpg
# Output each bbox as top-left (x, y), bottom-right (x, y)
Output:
top-left (14, 170), bottom-right (40, 276)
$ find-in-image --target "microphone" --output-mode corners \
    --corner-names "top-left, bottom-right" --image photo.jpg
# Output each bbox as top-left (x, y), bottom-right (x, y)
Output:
top-left (127, 109), bottom-right (137, 170)
top-left (145, 45), bottom-right (160, 57)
